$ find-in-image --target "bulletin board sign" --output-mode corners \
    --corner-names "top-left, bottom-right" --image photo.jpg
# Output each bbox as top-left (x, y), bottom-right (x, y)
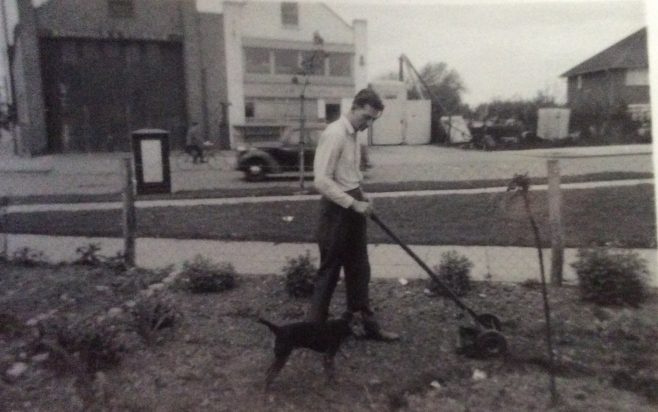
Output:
top-left (131, 129), bottom-right (172, 195)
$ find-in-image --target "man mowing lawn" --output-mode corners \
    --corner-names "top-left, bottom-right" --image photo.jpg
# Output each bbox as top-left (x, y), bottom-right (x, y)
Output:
top-left (308, 88), bottom-right (399, 342)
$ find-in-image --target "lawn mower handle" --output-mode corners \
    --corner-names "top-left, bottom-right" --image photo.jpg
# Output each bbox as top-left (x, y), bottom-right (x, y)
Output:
top-left (369, 213), bottom-right (481, 321)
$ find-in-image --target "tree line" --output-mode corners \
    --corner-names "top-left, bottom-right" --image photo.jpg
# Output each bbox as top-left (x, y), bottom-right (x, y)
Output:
top-left (380, 61), bottom-right (559, 131)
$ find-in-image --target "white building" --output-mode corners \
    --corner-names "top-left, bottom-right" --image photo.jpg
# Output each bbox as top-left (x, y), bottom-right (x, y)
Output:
top-left (222, 1), bottom-right (368, 147)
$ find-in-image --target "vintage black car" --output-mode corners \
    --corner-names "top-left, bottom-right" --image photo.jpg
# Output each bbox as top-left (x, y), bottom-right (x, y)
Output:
top-left (236, 125), bottom-right (323, 181)
top-left (468, 121), bottom-right (535, 150)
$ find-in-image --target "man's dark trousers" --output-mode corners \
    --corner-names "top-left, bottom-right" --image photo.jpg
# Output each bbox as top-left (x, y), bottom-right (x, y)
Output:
top-left (308, 188), bottom-right (371, 323)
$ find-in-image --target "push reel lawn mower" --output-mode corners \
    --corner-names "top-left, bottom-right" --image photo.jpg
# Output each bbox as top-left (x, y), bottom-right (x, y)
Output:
top-left (370, 213), bottom-right (508, 358)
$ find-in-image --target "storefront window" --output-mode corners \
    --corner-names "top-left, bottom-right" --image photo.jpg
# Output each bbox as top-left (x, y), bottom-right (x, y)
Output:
top-left (274, 49), bottom-right (299, 75)
top-left (301, 51), bottom-right (325, 75)
top-left (328, 53), bottom-right (352, 77)
top-left (625, 69), bottom-right (649, 86)
top-left (245, 48), bottom-right (271, 74)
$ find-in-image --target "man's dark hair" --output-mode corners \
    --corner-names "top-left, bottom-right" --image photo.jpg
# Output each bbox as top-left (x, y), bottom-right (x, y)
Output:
top-left (352, 88), bottom-right (384, 112)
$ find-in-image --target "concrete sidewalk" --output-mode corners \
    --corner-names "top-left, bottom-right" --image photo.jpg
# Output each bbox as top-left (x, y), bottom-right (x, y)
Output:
top-left (5, 233), bottom-right (657, 287)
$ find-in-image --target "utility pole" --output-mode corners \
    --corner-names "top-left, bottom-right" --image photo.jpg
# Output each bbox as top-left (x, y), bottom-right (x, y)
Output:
top-left (297, 77), bottom-right (308, 192)
top-left (0, 0), bottom-right (16, 154)
top-left (0, 0), bottom-right (12, 107)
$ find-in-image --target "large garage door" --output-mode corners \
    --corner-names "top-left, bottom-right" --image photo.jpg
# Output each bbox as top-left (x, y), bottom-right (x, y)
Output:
top-left (40, 38), bottom-right (187, 153)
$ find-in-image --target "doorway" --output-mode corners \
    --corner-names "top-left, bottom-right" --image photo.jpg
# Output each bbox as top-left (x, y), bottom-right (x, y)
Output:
top-left (325, 104), bottom-right (341, 123)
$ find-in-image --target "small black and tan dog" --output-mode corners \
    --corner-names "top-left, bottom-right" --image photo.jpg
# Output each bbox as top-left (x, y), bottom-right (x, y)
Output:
top-left (258, 315), bottom-right (352, 389)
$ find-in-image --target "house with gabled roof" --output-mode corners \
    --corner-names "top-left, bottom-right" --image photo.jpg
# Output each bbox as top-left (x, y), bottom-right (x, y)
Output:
top-left (561, 27), bottom-right (650, 141)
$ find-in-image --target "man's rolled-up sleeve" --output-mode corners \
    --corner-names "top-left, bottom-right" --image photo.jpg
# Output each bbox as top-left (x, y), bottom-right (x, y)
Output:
top-left (313, 131), bottom-right (354, 209)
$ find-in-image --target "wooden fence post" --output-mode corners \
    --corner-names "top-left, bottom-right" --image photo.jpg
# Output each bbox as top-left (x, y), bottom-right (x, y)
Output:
top-left (122, 157), bottom-right (136, 267)
top-left (1, 196), bottom-right (8, 261)
top-left (547, 159), bottom-right (563, 286)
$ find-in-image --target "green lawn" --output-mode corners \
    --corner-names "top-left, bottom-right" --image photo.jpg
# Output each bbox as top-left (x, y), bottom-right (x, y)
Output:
top-left (6, 184), bottom-right (656, 248)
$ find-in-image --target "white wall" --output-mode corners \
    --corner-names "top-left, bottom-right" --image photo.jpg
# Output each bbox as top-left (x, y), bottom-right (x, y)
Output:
top-left (352, 19), bottom-right (367, 92)
top-left (237, 2), bottom-right (354, 44)
top-left (223, 1), bottom-right (368, 148)
top-left (222, 1), bottom-right (245, 148)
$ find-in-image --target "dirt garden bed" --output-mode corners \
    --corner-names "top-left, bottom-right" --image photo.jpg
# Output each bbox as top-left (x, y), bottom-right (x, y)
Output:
top-left (1, 260), bottom-right (657, 411)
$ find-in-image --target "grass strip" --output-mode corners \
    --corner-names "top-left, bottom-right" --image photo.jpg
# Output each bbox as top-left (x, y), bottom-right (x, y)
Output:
top-left (6, 184), bottom-right (656, 249)
top-left (4, 171), bottom-right (653, 205)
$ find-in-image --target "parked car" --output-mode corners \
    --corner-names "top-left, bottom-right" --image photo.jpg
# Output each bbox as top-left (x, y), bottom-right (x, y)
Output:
top-left (236, 125), bottom-right (323, 181)
top-left (468, 121), bottom-right (535, 150)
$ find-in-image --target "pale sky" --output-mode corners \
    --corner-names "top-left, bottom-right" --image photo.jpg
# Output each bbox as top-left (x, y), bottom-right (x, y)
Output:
top-left (197, 0), bottom-right (649, 106)
top-left (327, 0), bottom-right (646, 106)
top-left (0, 0), bottom-right (652, 106)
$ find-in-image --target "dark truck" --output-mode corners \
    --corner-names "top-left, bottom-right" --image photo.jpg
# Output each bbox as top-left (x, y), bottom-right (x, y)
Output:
top-left (468, 121), bottom-right (535, 150)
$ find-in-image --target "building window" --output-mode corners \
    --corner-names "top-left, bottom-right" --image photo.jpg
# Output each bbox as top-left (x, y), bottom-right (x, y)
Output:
top-left (576, 75), bottom-right (582, 90)
top-left (245, 48), bottom-right (271, 74)
top-left (108, 0), bottom-right (134, 18)
top-left (245, 102), bottom-right (255, 118)
top-left (82, 42), bottom-right (100, 61)
top-left (626, 68), bottom-right (648, 86)
top-left (628, 104), bottom-right (651, 121)
top-left (281, 2), bottom-right (298, 26)
top-left (328, 53), bottom-right (352, 77)
top-left (102, 42), bottom-right (120, 59)
top-left (126, 43), bottom-right (140, 66)
top-left (146, 43), bottom-right (161, 63)
top-left (61, 41), bottom-right (78, 65)
top-left (301, 50), bottom-right (325, 75)
top-left (274, 49), bottom-right (299, 74)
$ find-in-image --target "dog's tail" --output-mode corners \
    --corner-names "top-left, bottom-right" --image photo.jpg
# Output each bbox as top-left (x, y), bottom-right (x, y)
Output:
top-left (257, 318), bottom-right (280, 334)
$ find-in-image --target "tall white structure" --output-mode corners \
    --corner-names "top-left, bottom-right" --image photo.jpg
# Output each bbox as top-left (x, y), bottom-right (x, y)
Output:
top-left (222, 1), bottom-right (368, 148)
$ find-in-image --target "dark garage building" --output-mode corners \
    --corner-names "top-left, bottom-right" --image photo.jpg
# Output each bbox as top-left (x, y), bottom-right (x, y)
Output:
top-left (10, 0), bottom-right (228, 154)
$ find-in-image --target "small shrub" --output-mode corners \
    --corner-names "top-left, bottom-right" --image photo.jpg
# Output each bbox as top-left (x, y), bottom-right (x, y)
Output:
top-left (282, 251), bottom-right (317, 298)
top-left (130, 293), bottom-right (180, 345)
top-left (101, 250), bottom-right (128, 273)
top-left (0, 312), bottom-right (25, 338)
top-left (115, 265), bottom-right (174, 291)
top-left (520, 278), bottom-right (541, 289)
top-left (571, 247), bottom-right (650, 307)
top-left (73, 243), bottom-right (103, 266)
top-left (48, 318), bottom-right (126, 374)
top-left (74, 244), bottom-right (127, 272)
top-left (181, 255), bottom-right (236, 293)
top-left (429, 251), bottom-right (473, 297)
top-left (11, 247), bottom-right (46, 266)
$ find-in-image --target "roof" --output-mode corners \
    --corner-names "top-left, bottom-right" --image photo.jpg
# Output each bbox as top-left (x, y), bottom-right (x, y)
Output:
top-left (561, 27), bottom-right (647, 78)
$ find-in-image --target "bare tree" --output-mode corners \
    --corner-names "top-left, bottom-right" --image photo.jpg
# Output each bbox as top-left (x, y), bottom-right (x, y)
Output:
top-left (377, 61), bottom-right (467, 114)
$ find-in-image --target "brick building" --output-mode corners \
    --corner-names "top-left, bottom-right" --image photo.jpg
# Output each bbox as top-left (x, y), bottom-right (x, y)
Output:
top-left (561, 27), bottom-right (650, 141)
top-left (9, 0), bottom-right (368, 154)
top-left (10, 0), bottom-right (228, 154)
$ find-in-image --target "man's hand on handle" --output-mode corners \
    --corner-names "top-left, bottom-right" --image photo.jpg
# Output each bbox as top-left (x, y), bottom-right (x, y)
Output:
top-left (351, 199), bottom-right (373, 217)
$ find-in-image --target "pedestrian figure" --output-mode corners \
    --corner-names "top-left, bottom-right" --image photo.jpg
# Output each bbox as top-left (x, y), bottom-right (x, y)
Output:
top-left (185, 121), bottom-right (205, 163)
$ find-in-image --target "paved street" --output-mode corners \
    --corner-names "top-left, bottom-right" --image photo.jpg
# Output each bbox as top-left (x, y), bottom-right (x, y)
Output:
top-left (0, 144), bottom-right (654, 197)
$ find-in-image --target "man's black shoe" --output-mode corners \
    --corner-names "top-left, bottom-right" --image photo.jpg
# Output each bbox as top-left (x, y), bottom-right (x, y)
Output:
top-left (364, 329), bottom-right (400, 342)
top-left (362, 317), bottom-right (400, 342)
